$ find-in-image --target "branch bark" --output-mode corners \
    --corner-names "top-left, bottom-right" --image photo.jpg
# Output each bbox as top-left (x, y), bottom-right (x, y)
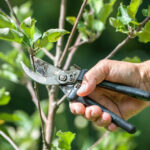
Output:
top-left (105, 16), bottom-right (150, 59)
top-left (63, 34), bottom-right (81, 70)
top-left (5, 0), bottom-right (20, 28)
top-left (29, 49), bottom-right (48, 150)
top-left (58, 0), bottom-right (88, 67)
top-left (55, 0), bottom-right (67, 66)
top-left (41, 48), bottom-right (55, 62)
top-left (45, 86), bottom-right (57, 146)
top-left (0, 130), bottom-right (20, 150)
top-left (26, 80), bottom-right (47, 123)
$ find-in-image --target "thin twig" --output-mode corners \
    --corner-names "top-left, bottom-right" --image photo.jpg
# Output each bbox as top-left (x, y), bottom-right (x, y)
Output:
top-left (105, 36), bottom-right (130, 59)
top-left (26, 80), bottom-right (47, 123)
top-left (63, 34), bottom-right (81, 70)
top-left (56, 94), bottom-right (67, 106)
top-left (5, 0), bottom-right (20, 28)
top-left (55, 0), bottom-right (67, 66)
top-left (105, 16), bottom-right (150, 59)
top-left (41, 48), bottom-right (55, 61)
top-left (88, 131), bottom-right (109, 150)
top-left (58, 0), bottom-right (88, 67)
top-left (45, 86), bottom-right (57, 146)
top-left (68, 40), bottom-right (88, 51)
top-left (29, 49), bottom-right (48, 150)
top-left (0, 131), bottom-right (20, 150)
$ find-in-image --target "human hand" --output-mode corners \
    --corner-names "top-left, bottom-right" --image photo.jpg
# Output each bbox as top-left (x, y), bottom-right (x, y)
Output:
top-left (69, 59), bottom-right (150, 131)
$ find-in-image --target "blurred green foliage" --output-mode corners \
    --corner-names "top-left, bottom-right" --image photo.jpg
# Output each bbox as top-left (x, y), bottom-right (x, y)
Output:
top-left (0, 0), bottom-right (150, 150)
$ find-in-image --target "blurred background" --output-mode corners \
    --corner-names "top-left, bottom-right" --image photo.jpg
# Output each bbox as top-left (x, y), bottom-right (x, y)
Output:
top-left (0, 0), bottom-right (150, 150)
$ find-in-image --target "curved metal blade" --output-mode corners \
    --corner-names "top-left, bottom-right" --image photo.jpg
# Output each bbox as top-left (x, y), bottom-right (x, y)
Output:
top-left (21, 61), bottom-right (60, 85)
top-left (33, 57), bottom-right (62, 77)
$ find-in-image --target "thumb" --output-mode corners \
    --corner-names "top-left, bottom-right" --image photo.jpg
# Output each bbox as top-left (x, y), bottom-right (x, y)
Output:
top-left (77, 59), bottom-right (110, 96)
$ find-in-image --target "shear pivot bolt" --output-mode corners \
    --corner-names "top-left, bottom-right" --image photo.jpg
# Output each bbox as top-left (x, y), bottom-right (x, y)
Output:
top-left (59, 74), bottom-right (67, 81)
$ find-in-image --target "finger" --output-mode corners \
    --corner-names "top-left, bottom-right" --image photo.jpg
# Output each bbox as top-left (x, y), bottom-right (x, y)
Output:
top-left (69, 102), bottom-right (85, 115)
top-left (96, 112), bottom-right (112, 127)
top-left (107, 123), bottom-right (117, 132)
top-left (85, 105), bottom-right (102, 121)
top-left (77, 59), bottom-right (110, 97)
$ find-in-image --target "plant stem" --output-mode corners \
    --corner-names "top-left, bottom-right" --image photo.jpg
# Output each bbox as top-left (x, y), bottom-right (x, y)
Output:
top-left (105, 16), bottom-right (150, 59)
top-left (26, 80), bottom-right (47, 123)
top-left (5, 0), bottom-right (20, 28)
top-left (29, 48), bottom-right (48, 150)
top-left (88, 131), bottom-right (109, 150)
top-left (58, 0), bottom-right (88, 67)
top-left (56, 94), bottom-right (67, 106)
top-left (45, 86), bottom-right (57, 146)
top-left (44, 0), bottom-right (67, 148)
top-left (63, 34), bottom-right (81, 70)
top-left (41, 48), bottom-right (55, 61)
top-left (55, 0), bottom-right (67, 66)
top-left (0, 130), bottom-right (20, 150)
top-left (105, 36), bottom-right (130, 59)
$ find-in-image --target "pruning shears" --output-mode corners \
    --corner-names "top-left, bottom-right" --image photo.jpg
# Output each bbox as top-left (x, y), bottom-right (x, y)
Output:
top-left (21, 57), bottom-right (150, 134)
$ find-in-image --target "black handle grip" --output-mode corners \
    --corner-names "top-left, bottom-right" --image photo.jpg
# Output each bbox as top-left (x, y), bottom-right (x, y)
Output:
top-left (78, 69), bottom-right (150, 101)
top-left (76, 96), bottom-right (136, 134)
top-left (99, 81), bottom-right (150, 101)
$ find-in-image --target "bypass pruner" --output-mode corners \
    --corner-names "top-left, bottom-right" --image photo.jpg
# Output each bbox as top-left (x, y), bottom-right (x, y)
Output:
top-left (21, 57), bottom-right (150, 134)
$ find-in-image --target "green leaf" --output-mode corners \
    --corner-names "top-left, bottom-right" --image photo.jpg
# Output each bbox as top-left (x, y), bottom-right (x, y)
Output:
top-left (127, 0), bottom-right (142, 19)
top-left (0, 28), bottom-right (24, 43)
top-left (66, 16), bottom-right (76, 25)
top-left (13, 1), bottom-right (33, 22)
top-left (109, 17), bottom-right (128, 34)
top-left (92, 20), bottom-right (104, 32)
top-left (89, 0), bottom-right (103, 16)
top-left (0, 88), bottom-right (10, 106)
top-left (33, 27), bottom-right (42, 44)
top-left (0, 10), bottom-right (16, 29)
top-left (21, 17), bottom-right (36, 39)
top-left (43, 29), bottom-right (69, 42)
top-left (0, 113), bottom-right (20, 122)
top-left (117, 4), bottom-right (132, 25)
top-left (142, 6), bottom-right (150, 17)
top-left (98, 0), bottom-right (116, 24)
top-left (56, 131), bottom-right (75, 150)
top-left (137, 21), bottom-right (150, 43)
top-left (35, 29), bottom-right (69, 48)
top-left (0, 64), bottom-right (19, 83)
top-left (36, 43), bottom-right (53, 58)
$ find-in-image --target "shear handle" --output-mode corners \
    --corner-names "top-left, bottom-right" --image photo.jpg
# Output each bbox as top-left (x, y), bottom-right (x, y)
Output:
top-left (67, 85), bottom-right (136, 134)
top-left (76, 96), bottom-right (136, 134)
top-left (78, 69), bottom-right (150, 101)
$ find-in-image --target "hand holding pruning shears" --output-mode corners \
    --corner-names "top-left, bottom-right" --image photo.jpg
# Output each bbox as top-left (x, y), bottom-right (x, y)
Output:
top-left (21, 58), bottom-right (150, 134)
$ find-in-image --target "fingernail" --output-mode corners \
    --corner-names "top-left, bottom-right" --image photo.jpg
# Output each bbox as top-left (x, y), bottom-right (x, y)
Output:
top-left (77, 84), bottom-right (88, 95)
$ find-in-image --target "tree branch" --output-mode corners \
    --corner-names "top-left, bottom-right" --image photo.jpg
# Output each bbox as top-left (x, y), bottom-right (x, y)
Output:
top-left (68, 40), bottom-right (88, 51)
top-left (88, 131), bottom-right (109, 150)
top-left (0, 130), bottom-right (20, 150)
top-left (45, 86), bottom-right (57, 146)
top-left (58, 0), bottom-right (88, 67)
top-left (63, 34), bottom-right (81, 70)
top-left (29, 49), bottom-right (48, 150)
top-left (105, 16), bottom-right (150, 59)
top-left (5, 0), bottom-right (20, 28)
top-left (26, 80), bottom-right (47, 123)
top-left (105, 36), bottom-right (130, 59)
top-left (41, 48), bottom-right (55, 62)
top-left (56, 94), bottom-right (67, 107)
top-left (55, 0), bottom-right (67, 66)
